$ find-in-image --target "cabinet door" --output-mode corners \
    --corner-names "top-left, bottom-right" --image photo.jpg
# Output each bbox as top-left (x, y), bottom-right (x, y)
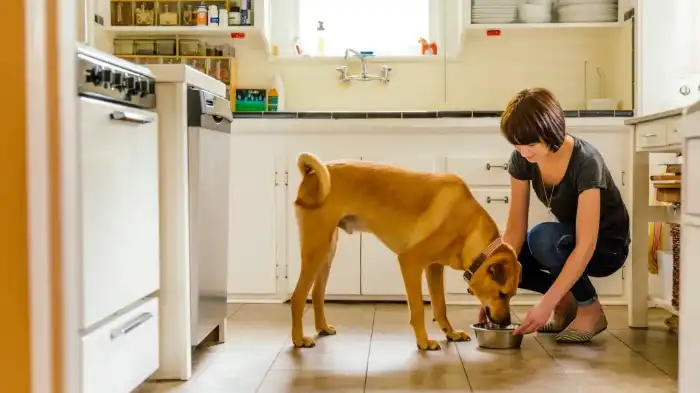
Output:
top-left (359, 155), bottom-right (437, 296)
top-left (286, 154), bottom-right (362, 296)
top-left (228, 150), bottom-right (278, 296)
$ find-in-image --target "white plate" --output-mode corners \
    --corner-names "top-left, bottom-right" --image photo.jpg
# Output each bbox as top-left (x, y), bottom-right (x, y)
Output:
top-left (558, 4), bottom-right (617, 13)
top-left (558, 15), bottom-right (618, 22)
top-left (473, 0), bottom-right (519, 5)
top-left (557, 0), bottom-right (617, 6)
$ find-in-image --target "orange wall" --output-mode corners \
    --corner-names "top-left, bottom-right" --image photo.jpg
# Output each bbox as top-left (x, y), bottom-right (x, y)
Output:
top-left (0, 1), bottom-right (31, 392)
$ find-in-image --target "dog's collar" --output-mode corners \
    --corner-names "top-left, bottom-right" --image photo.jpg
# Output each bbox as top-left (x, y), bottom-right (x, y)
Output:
top-left (463, 237), bottom-right (503, 282)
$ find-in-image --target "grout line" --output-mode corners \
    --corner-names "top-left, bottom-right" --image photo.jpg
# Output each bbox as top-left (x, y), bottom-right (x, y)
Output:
top-left (606, 330), bottom-right (675, 378)
top-left (362, 305), bottom-right (378, 393)
top-left (455, 339), bottom-right (474, 392)
top-left (253, 305), bottom-right (314, 393)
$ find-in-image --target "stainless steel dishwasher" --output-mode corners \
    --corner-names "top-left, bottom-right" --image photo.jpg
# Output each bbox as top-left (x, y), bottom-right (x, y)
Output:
top-left (186, 87), bottom-right (232, 346)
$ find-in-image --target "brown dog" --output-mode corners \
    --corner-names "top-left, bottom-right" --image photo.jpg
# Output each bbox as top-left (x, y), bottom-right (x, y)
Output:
top-left (290, 152), bottom-right (522, 350)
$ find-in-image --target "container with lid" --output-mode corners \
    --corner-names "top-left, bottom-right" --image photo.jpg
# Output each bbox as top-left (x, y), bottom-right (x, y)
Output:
top-left (196, 4), bottom-right (208, 25)
top-left (158, 2), bottom-right (179, 26)
top-left (179, 39), bottom-right (202, 56)
top-left (155, 39), bottom-right (177, 56)
top-left (134, 40), bottom-right (157, 55)
top-left (207, 4), bottom-right (219, 26)
top-left (113, 39), bottom-right (135, 55)
top-left (228, 1), bottom-right (241, 25)
top-left (134, 1), bottom-right (157, 26)
top-left (111, 1), bottom-right (133, 26)
top-left (180, 2), bottom-right (198, 26)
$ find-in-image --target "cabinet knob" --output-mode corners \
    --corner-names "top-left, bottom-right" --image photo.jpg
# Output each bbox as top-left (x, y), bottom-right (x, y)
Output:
top-left (680, 85), bottom-right (691, 96)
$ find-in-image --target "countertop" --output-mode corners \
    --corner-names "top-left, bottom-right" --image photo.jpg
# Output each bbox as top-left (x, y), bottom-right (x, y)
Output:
top-left (145, 64), bottom-right (226, 97)
top-left (624, 107), bottom-right (686, 125)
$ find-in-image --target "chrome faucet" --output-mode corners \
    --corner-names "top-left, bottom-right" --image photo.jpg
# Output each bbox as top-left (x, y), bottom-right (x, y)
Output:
top-left (336, 48), bottom-right (392, 83)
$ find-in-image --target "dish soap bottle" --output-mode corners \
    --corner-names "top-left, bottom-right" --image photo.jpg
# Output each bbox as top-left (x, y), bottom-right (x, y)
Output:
top-left (316, 21), bottom-right (325, 56)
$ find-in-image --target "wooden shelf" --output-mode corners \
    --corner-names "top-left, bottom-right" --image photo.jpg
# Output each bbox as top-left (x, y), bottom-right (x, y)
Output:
top-left (104, 26), bottom-right (257, 37)
top-left (465, 22), bottom-right (623, 30)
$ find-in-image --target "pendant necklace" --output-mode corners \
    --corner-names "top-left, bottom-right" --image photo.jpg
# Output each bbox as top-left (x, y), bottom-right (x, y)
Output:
top-left (541, 179), bottom-right (556, 219)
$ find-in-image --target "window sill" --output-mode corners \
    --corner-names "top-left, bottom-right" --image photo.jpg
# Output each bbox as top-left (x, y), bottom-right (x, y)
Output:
top-left (267, 55), bottom-right (460, 64)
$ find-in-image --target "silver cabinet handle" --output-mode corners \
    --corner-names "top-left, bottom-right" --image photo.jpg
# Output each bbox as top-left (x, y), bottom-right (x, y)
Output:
top-left (486, 163), bottom-right (509, 171)
top-left (109, 111), bottom-right (155, 124)
top-left (486, 196), bottom-right (509, 204)
top-left (643, 133), bottom-right (657, 137)
top-left (110, 312), bottom-right (153, 340)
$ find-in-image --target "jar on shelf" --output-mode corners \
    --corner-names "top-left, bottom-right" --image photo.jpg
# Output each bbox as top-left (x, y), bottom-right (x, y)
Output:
top-left (158, 1), bottom-right (179, 26)
top-left (134, 40), bottom-right (157, 55)
top-left (110, 1), bottom-right (133, 26)
top-left (113, 39), bottom-right (135, 55)
top-left (185, 58), bottom-right (207, 74)
top-left (134, 1), bottom-right (157, 26)
top-left (179, 39), bottom-right (202, 56)
top-left (180, 1), bottom-right (199, 26)
top-left (155, 39), bottom-right (177, 56)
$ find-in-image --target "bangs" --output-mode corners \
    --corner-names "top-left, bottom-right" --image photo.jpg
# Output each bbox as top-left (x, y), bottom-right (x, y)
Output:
top-left (499, 88), bottom-right (566, 150)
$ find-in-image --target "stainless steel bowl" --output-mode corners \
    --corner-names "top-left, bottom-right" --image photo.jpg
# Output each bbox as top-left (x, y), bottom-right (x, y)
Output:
top-left (470, 322), bottom-right (524, 349)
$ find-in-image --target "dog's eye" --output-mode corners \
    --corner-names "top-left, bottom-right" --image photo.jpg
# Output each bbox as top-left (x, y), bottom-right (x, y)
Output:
top-left (498, 291), bottom-right (507, 299)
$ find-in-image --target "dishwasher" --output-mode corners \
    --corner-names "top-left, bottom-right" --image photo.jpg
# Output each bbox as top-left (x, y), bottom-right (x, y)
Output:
top-left (186, 87), bottom-right (233, 346)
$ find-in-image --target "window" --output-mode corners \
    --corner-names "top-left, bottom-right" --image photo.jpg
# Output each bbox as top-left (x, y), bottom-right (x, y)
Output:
top-left (297, 0), bottom-right (433, 57)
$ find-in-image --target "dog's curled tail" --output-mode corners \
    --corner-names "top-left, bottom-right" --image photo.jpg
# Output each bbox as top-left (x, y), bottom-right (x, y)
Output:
top-left (296, 152), bottom-right (331, 207)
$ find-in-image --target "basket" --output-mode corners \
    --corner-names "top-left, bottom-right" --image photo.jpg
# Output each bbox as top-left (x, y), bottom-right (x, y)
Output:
top-left (670, 223), bottom-right (681, 310)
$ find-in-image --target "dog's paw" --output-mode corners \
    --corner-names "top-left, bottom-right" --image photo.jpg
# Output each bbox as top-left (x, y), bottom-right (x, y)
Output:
top-left (446, 330), bottom-right (471, 342)
top-left (292, 336), bottom-right (316, 348)
top-left (417, 339), bottom-right (441, 351)
top-left (317, 325), bottom-right (337, 336)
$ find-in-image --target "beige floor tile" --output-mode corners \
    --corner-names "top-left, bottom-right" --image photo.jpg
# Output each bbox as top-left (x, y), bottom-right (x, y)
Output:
top-left (257, 370), bottom-right (366, 393)
top-left (468, 371), bottom-right (576, 392)
top-left (460, 336), bottom-right (564, 377)
top-left (364, 365), bottom-right (470, 392)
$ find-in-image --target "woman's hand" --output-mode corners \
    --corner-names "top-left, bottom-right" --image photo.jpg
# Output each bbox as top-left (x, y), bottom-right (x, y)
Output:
top-left (512, 300), bottom-right (554, 335)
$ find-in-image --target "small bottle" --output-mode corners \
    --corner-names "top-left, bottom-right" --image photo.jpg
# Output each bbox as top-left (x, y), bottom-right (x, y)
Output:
top-left (196, 4), bottom-right (207, 26)
top-left (208, 4), bottom-right (219, 26)
top-left (219, 8), bottom-right (228, 27)
top-left (229, 3), bottom-right (241, 26)
top-left (316, 21), bottom-right (325, 56)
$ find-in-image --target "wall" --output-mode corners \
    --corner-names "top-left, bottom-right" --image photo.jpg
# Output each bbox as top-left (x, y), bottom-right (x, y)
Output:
top-left (232, 27), bottom-right (633, 111)
top-left (1, 1), bottom-right (31, 393)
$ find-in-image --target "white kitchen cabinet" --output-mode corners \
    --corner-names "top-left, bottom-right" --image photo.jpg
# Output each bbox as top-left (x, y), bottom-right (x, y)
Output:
top-left (358, 155), bottom-right (438, 296)
top-left (228, 149), bottom-right (279, 297)
top-left (637, 0), bottom-right (700, 115)
top-left (286, 154), bottom-right (362, 296)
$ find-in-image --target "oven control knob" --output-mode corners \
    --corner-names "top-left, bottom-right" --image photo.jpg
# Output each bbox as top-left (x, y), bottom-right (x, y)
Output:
top-left (125, 75), bottom-right (136, 90)
top-left (148, 80), bottom-right (156, 95)
top-left (100, 68), bottom-right (113, 85)
top-left (138, 80), bottom-right (149, 96)
top-left (86, 66), bottom-right (102, 85)
top-left (113, 72), bottom-right (124, 90)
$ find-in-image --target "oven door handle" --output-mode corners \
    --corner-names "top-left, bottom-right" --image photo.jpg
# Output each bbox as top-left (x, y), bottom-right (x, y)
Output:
top-left (109, 111), bottom-right (155, 124)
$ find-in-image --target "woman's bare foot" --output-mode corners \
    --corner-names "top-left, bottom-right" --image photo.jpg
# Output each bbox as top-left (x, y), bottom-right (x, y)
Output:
top-left (566, 299), bottom-right (604, 332)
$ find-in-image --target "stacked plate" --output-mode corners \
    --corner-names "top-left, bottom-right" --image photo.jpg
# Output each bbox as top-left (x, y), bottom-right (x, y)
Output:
top-left (556, 0), bottom-right (618, 23)
top-left (472, 0), bottom-right (518, 24)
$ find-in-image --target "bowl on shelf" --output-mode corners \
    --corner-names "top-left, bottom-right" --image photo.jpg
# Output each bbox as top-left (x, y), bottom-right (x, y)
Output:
top-left (470, 322), bottom-right (524, 349)
top-left (519, 3), bottom-right (552, 23)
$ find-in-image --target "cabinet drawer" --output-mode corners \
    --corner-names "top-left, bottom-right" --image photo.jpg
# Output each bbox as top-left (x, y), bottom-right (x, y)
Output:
top-left (472, 189), bottom-right (510, 230)
top-left (635, 122), bottom-right (668, 149)
top-left (446, 156), bottom-right (512, 186)
top-left (82, 297), bottom-right (159, 393)
top-left (665, 116), bottom-right (682, 146)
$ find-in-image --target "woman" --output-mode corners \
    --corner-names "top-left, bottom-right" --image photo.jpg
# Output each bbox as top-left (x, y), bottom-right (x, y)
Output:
top-left (487, 87), bottom-right (630, 343)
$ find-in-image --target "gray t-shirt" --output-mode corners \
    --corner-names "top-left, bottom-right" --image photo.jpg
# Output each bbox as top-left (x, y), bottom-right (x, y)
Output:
top-left (507, 136), bottom-right (630, 241)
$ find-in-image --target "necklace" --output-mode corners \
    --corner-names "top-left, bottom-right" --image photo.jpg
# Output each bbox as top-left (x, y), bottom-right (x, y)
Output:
top-left (541, 179), bottom-right (556, 218)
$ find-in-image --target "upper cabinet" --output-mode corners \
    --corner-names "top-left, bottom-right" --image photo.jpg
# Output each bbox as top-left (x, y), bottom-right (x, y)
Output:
top-left (636, 0), bottom-right (700, 116)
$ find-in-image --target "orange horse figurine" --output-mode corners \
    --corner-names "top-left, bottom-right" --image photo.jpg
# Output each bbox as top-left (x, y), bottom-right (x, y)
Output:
top-left (419, 37), bottom-right (438, 55)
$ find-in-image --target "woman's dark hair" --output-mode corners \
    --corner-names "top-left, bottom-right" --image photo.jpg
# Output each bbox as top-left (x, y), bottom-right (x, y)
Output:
top-left (500, 87), bottom-right (566, 152)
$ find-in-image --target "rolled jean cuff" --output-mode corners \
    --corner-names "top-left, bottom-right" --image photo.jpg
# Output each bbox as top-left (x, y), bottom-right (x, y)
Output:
top-left (576, 295), bottom-right (597, 306)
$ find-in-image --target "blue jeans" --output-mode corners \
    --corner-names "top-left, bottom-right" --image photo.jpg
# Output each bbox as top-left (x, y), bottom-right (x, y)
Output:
top-left (518, 222), bottom-right (630, 306)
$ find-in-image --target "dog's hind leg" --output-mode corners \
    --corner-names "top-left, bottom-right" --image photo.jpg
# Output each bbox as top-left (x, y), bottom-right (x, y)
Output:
top-left (311, 228), bottom-right (338, 337)
top-left (291, 220), bottom-right (334, 348)
top-left (425, 263), bottom-right (470, 342)
top-left (398, 255), bottom-right (440, 351)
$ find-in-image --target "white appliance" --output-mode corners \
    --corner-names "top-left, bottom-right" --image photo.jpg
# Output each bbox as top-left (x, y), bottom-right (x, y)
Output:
top-left (76, 44), bottom-right (160, 393)
top-left (186, 87), bottom-right (232, 346)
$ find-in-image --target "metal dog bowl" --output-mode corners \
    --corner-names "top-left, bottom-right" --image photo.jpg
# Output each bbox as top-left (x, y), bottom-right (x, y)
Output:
top-left (470, 322), bottom-right (524, 349)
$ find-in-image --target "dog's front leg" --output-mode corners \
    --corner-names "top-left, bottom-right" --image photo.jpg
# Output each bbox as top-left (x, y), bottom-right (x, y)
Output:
top-left (426, 263), bottom-right (470, 342)
top-left (398, 259), bottom-right (440, 351)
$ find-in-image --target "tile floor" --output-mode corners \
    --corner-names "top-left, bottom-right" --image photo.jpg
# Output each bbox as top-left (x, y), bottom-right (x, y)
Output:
top-left (137, 303), bottom-right (678, 393)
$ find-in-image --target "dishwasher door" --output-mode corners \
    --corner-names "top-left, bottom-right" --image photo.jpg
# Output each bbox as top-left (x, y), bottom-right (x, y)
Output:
top-left (187, 110), bottom-right (232, 346)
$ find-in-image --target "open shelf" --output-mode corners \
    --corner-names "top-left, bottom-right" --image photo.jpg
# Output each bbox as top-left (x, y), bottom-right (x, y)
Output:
top-left (465, 22), bottom-right (623, 30)
top-left (104, 26), bottom-right (257, 36)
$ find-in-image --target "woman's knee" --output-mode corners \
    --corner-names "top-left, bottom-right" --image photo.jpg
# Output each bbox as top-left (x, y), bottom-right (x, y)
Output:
top-left (527, 222), bottom-right (573, 268)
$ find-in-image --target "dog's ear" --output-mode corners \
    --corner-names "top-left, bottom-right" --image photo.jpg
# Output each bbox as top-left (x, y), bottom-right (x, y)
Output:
top-left (488, 262), bottom-right (507, 285)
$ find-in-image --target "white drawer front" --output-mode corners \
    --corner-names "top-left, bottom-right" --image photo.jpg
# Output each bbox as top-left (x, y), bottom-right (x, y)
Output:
top-left (635, 122), bottom-right (668, 149)
top-left (82, 297), bottom-right (159, 393)
top-left (683, 137), bottom-right (700, 216)
top-left (446, 156), bottom-right (511, 186)
top-left (666, 117), bottom-right (682, 145)
top-left (79, 98), bottom-right (160, 328)
top-left (471, 189), bottom-right (511, 230)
